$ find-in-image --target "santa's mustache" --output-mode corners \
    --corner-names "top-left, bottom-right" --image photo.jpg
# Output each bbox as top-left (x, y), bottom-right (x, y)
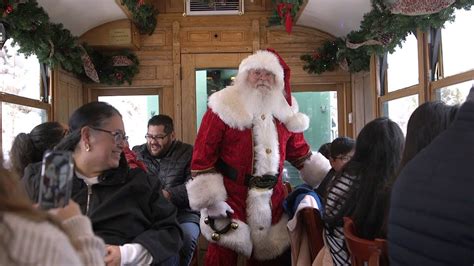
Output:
top-left (255, 81), bottom-right (272, 89)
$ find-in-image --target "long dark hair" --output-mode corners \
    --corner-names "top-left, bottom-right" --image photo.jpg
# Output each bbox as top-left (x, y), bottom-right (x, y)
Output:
top-left (325, 117), bottom-right (404, 239)
top-left (54, 102), bottom-right (129, 175)
top-left (10, 122), bottom-right (67, 177)
top-left (55, 101), bottom-right (121, 151)
top-left (398, 101), bottom-right (458, 173)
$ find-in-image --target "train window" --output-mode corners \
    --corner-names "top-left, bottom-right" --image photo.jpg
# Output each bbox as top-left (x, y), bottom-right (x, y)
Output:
top-left (0, 39), bottom-right (41, 100)
top-left (436, 80), bottom-right (473, 105)
top-left (440, 8), bottom-right (474, 78)
top-left (382, 94), bottom-right (419, 135)
top-left (386, 33), bottom-right (419, 93)
top-left (98, 95), bottom-right (159, 148)
top-left (1, 39), bottom-right (49, 163)
top-left (1, 103), bottom-right (47, 162)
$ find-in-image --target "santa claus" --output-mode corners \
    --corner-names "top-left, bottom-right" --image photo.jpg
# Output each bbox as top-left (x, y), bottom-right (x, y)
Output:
top-left (186, 49), bottom-right (330, 265)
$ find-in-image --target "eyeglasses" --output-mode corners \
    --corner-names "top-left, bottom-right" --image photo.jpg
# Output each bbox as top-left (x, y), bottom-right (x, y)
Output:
top-left (90, 127), bottom-right (128, 144)
top-left (249, 69), bottom-right (275, 79)
top-left (145, 133), bottom-right (169, 141)
top-left (335, 155), bottom-right (352, 161)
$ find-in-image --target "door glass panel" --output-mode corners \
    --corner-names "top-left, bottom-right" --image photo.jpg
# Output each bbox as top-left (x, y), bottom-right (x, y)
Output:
top-left (283, 91), bottom-right (339, 187)
top-left (382, 94), bottom-right (419, 135)
top-left (2, 103), bottom-right (47, 164)
top-left (196, 69), bottom-right (238, 130)
top-left (436, 80), bottom-right (473, 105)
top-left (99, 95), bottom-right (159, 148)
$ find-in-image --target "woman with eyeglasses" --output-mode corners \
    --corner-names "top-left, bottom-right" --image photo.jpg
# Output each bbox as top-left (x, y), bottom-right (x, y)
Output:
top-left (23, 102), bottom-right (183, 266)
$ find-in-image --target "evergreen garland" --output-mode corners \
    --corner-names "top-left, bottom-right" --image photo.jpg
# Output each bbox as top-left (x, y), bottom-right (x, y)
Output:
top-left (301, 0), bottom-right (474, 74)
top-left (120, 0), bottom-right (157, 35)
top-left (1, 0), bottom-right (141, 85)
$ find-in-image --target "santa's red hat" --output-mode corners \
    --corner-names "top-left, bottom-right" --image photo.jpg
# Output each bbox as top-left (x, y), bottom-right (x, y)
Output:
top-left (237, 50), bottom-right (289, 99)
top-left (266, 48), bottom-right (292, 106)
top-left (236, 48), bottom-right (293, 106)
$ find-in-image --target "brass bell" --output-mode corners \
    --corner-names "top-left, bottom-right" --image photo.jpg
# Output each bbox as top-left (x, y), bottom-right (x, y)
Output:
top-left (204, 217), bottom-right (210, 224)
top-left (211, 232), bottom-right (221, 241)
top-left (231, 222), bottom-right (239, 230)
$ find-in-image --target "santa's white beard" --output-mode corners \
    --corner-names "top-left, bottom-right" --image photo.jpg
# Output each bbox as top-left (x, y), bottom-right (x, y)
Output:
top-left (240, 82), bottom-right (286, 116)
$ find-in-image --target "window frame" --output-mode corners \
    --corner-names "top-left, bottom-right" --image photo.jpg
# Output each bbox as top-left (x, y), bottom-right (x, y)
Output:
top-left (0, 43), bottom-right (51, 153)
top-left (377, 30), bottom-right (426, 118)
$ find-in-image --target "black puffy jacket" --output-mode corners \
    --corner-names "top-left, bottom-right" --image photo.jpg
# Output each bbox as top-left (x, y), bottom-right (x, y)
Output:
top-left (133, 141), bottom-right (199, 224)
top-left (23, 160), bottom-right (183, 265)
top-left (388, 89), bottom-right (474, 266)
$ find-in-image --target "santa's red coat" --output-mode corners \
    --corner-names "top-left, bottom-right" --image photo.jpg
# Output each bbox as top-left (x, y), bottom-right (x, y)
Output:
top-left (187, 84), bottom-right (313, 260)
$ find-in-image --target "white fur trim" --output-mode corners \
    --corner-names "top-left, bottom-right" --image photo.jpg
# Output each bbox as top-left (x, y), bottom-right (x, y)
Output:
top-left (200, 209), bottom-right (253, 258)
top-left (252, 115), bottom-right (280, 176)
top-left (285, 113), bottom-right (310, 133)
top-left (246, 188), bottom-right (290, 260)
top-left (186, 172), bottom-right (227, 210)
top-left (300, 152), bottom-right (332, 188)
top-left (272, 95), bottom-right (310, 133)
top-left (208, 86), bottom-right (253, 130)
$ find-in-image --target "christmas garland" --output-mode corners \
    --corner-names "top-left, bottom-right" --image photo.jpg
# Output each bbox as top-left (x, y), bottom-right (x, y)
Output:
top-left (301, 0), bottom-right (474, 74)
top-left (0, 0), bottom-right (141, 85)
top-left (268, 0), bottom-right (304, 33)
top-left (120, 0), bottom-right (157, 35)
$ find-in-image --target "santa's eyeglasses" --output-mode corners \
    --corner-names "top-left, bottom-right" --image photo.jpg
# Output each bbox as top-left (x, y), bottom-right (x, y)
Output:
top-left (248, 69), bottom-right (275, 79)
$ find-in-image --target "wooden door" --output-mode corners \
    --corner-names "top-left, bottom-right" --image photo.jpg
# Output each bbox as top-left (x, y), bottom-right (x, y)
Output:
top-left (180, 53), bottom-right (250, 144)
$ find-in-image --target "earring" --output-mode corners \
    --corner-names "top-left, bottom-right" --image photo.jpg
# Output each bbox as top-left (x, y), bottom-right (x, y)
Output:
top-left (85, 144), bottom-right (90, 152)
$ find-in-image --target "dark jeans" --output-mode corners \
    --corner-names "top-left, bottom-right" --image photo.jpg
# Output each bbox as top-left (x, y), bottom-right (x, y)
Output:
top-left (179, 222), bottom-right (201, 266)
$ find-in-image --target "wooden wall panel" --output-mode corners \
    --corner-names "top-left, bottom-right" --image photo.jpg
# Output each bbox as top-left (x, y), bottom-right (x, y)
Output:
top-left (72, 11), bottom-right (354, 141)
top-left (165, 0), bottom-right (183, 13)
top-left (352, 71), bottom-right (373, 136)
top-left (53, 68), bottom-right (83, 124)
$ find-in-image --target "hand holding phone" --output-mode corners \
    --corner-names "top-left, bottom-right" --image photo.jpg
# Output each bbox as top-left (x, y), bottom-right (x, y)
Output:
top-left (38, 150), bottom-right (74, 210)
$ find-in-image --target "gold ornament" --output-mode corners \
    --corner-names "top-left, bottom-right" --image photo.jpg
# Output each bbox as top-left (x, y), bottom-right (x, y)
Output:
top-left (231, 222), bottom-right (239, 230)
top-left (211, 232), bottom-right (221, 241)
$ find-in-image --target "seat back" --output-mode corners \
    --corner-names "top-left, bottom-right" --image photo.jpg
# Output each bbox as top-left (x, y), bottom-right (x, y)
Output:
top-left (343, 217), bottom-right (388, 266)
top-left (301, 207), bottom-right (325, 262)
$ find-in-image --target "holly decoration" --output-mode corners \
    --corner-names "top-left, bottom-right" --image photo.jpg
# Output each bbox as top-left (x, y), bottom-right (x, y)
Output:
top-left (301, 0), bottom-right (474, 74)
top-left (268, 0), bottom-right (304, 34)
top-left (0, 0), bottom-right (141, 85)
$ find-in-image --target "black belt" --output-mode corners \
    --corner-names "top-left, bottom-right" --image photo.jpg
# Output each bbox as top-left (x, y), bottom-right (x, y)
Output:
top-left (216, 159), bottom-right (278, 189)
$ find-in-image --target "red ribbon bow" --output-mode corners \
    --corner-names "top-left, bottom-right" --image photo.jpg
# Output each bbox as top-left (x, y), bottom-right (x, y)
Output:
top-left (277, 3), bottom-right (294, 34)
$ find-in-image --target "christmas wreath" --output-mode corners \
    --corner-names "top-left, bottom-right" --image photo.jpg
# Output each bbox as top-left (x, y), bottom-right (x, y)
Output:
top-left (0, 0), bottom-right (143, 85)
top-left (301, 0), bottom-right (474, 74)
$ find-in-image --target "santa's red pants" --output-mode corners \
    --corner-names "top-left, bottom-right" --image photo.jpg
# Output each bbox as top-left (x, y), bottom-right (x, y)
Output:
top-left (205, 242), bottom-right (291, 266)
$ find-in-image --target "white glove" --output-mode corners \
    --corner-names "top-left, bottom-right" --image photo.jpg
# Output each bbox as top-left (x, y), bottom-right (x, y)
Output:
top-left (206, 201), bottom-right (234, 219)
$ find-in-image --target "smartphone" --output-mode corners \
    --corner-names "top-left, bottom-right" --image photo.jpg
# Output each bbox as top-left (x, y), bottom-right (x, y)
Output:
top-left (38, 150), bottom-right (74, 210)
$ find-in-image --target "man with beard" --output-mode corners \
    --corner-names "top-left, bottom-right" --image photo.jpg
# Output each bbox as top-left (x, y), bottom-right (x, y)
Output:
top-left (133, 115), bottom-right (199, 266)
top-left (186, 49), bottom-right (331, 265)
